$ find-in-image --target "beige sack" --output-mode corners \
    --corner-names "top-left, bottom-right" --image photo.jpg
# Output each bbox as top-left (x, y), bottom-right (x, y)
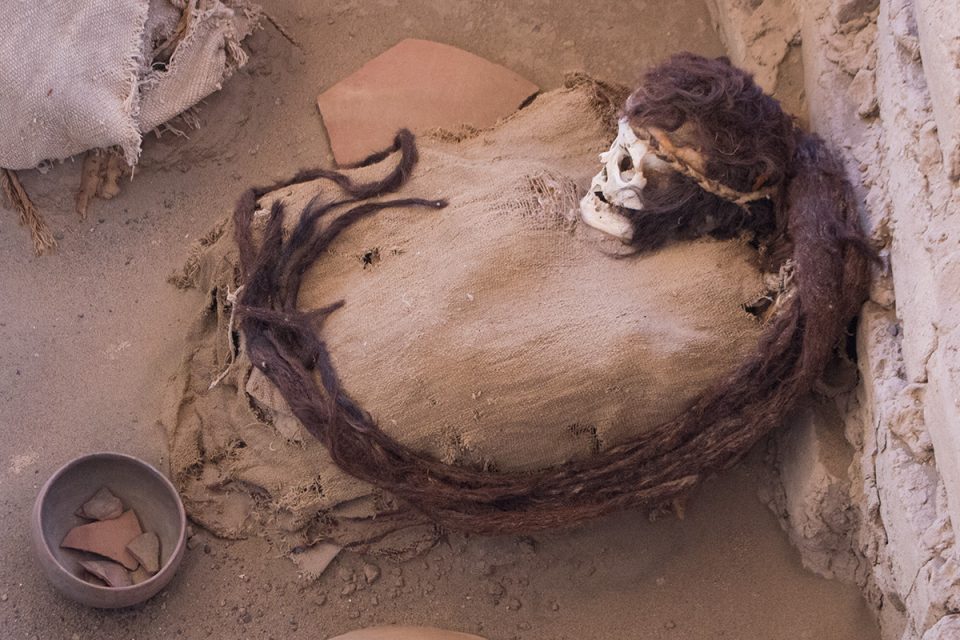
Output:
top-left (165, 81), bottom-right (767, 554)
top-left (0, 0), bottom-right (259, 170)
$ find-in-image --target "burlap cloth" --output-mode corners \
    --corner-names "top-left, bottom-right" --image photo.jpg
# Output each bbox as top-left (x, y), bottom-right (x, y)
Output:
top-left (165, 80), bottom-right (767, 555)
top-left (0, 0), bottom-right (259, 169)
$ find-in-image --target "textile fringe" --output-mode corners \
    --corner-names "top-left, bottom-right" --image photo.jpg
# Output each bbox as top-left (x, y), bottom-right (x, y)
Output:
top-left (2, 169), bottom-right (57, 255)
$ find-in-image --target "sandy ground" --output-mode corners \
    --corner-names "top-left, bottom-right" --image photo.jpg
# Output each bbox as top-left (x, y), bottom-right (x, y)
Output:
top-left (0, 1), bottom-right (880, 638)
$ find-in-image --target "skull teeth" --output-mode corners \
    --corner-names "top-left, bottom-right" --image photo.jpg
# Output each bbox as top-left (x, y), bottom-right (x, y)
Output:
top-left (578, 193), bottom-right (634, 241)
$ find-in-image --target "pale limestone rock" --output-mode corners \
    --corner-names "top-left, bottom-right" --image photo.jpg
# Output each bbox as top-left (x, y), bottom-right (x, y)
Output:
top-left (849, 68), bottom-right (879, 117)
top-left (832, 0), bottom-right (880, 24)
top-left (768, 400), bottom-right (860, 581)
top-left (922, 615), bottom-right (960, 640)
top-left (914, 0), bottom-right (960, 180)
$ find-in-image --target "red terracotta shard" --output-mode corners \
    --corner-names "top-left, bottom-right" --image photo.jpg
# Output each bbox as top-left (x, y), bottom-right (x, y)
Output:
top-left (61, 509), bottom-right (143, 570)
top-left (317, 39), bottom-right (539, 165)
top-left (80, 559), bottom-right (133, 588)
top-left (75, 486), bottom-right (124, 521)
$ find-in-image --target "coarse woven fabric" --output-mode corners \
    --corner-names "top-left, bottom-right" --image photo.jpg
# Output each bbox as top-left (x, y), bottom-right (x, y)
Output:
top-left (0, 0), bottom-right (259, 170)
top-left (164, 81), bottom-right (767, 554)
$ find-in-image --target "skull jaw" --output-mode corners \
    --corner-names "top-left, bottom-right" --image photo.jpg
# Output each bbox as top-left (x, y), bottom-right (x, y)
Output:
top-left (578, 192), bottom-right (634, 241)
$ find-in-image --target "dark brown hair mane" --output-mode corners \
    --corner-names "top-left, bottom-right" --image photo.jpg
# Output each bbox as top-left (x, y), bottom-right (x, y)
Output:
top-left (231, 54), bottom-right (871, 535)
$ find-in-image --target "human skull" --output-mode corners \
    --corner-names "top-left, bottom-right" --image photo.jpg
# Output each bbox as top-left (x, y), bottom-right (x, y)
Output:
top-left (579, 118), bottom-right (663, 241)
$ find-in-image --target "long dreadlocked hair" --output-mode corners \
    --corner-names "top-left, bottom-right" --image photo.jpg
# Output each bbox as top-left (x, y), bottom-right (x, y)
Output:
top-left (231, 53), bottom-right (872, 535)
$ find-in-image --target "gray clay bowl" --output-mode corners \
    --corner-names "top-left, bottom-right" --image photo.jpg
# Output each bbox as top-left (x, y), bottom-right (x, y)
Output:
top-left (32, 452), bottom-right (187, 608)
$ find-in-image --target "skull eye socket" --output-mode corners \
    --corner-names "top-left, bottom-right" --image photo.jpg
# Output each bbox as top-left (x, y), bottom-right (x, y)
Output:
top-left (618, 154), bottom-right (636, 181)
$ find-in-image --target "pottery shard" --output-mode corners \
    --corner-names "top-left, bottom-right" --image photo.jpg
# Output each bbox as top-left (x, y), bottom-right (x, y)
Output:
top-left (290, 543), bottom-right (341, 580)
top-left (75, 486), bottom-right (124, 521)
top-left (126, 532), bottom-right (161, 574)
top-left (80, 560), bottom-right (133, 588)
top-left (317, 38), bottom-right (539, 165)
top-left (61, 510), bottom-right (143, 570)
top-left (329, 627), bottom-right (486, 640)
top-left (130, 566), bottom-right (153, 585)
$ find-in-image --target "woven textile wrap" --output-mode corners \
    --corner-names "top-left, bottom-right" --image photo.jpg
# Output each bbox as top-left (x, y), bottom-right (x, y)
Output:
top-left (0, 0), bottom-right (259, 170)
top-left (165, 80), bottom-right (771, 554)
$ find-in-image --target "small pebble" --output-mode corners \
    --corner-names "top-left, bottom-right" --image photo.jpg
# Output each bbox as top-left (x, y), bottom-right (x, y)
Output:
top-left (341, 583), bottom-right (356, 596)
top-left (506, 598), bottom-right (522, 611)
top-left (337, 567), bottom-right (353, 582)
top-left (362, 563), bottom-right (381, 584)
top-left (1, 594), bottom-right (7, 602)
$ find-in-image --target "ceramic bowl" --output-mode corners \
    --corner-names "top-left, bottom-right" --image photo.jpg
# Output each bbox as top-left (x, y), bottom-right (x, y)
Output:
top-left (32, 452), bottom-right (186, 608)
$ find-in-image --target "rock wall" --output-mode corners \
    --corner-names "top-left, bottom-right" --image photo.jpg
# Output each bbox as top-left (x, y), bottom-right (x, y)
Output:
top-left (707, 1), bottom-right (960, 638)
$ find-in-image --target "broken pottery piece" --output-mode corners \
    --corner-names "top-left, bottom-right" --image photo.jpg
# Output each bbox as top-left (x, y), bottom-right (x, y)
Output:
top-left (290, 542), bottom-right (341, 580)
top-left (329, 627), bottom-right (486, 640)
top-left (82, 572), bottom-right (108, 588)
top-left (61, 510), bottom-right (143, 570)
top-left (75, 486), bottom-right (124, 521)
top-left (317, 38), bottom-right (539, 165)
top-left (126, 532), bottom-right (161, 574)
top-left (79, 560), bottom-right (133, 588)
top-left (130, 566), bottom-right (153, 585)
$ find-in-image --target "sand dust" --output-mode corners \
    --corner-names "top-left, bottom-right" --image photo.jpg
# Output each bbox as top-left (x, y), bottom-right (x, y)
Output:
top-left (0, 1), bottom-right (878, 638)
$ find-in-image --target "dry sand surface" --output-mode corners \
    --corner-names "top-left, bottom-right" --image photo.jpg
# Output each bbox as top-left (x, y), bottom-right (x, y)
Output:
top-left (0, 1), bottom-right (880, 638)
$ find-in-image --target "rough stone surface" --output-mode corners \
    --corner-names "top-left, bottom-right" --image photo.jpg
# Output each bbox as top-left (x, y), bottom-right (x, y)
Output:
top-left (914, 0), bottom-right (960, 181)
top-left (922, 615), bottom-right (960, 640)
top-left (714, 1), bottom-right (960, 638)
top-left (833, 0), bottom-right (880, 24)
top-left (705, 0), bottom-right (802, 95)
top-left (849, 68), bottom-right (879, 117)
top-left (762, 400), bottom-right (863, 582)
